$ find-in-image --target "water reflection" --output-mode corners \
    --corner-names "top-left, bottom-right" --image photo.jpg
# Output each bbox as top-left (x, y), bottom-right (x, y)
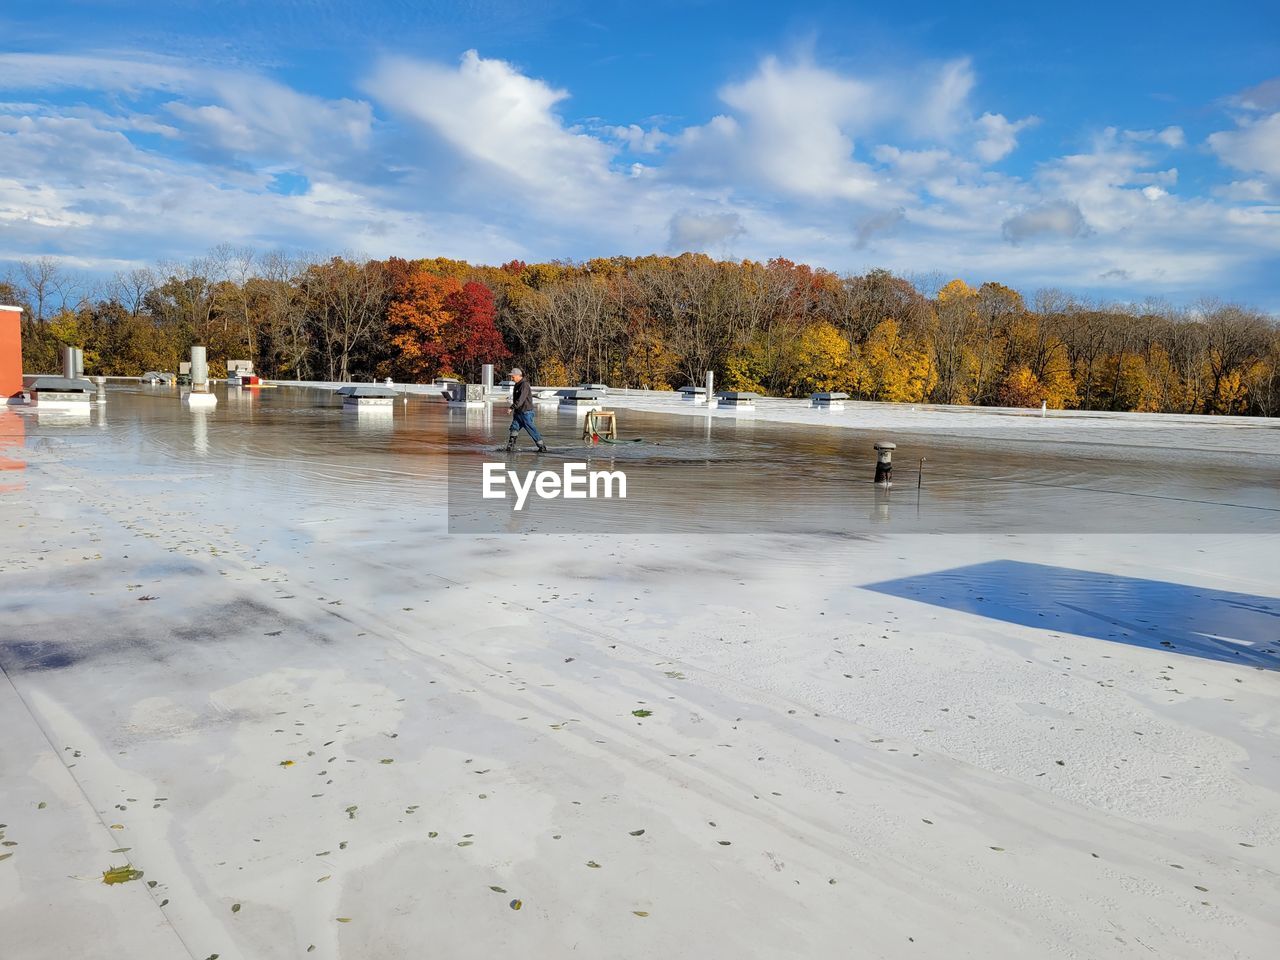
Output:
top-left (870, 485), bottom-right (891, 524)
top-left (341, 405), bottom-right (395, 435)
top-left (0, 409), bottom-right (25, 492)
top-left (19, 383), bottom-right (1280, 536)
top-left (446, 404), bottom-right (493, 431)
top-left (191, 409), bottom-right (210, 454)
top-left (225, 385), bottom-right (257, 411)
top-left (34, 407), bottom-right (91, 426)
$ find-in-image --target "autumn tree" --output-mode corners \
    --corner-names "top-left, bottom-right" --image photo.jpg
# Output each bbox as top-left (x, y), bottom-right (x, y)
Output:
top-left (969, 283), bottom-right (1021, 405)
top-left (722, 335), bottom-right (771, 393)
top-left (386, 268), bottom-right (460, 381)
top-left (1199, 303), bottom-right (1272, 414)
top-left (440, 280), bottom-right (509, 381)
top-left (1004, 294), bottom-right (1077, 408)
top-left (385, 266), bottom-right (508, 382)
top-left (516, 272), bottom-right (611, 383)
top-left (1058, 304), bottom-right (1115, 410)
top-left (860, 319), bottom-right (937, 403)
top-left (931, 279), bottom-right (977, 404)
top-left (12, 245), bottom-right (1276, 417)
top-left (784, 321), bottom-right (859, 395)
top-left (251, 252), bottom-right (314, 379)
top-left (302, 256), bottom-right (390, 382)
top-left (643, 254), bottom-right (742, 386)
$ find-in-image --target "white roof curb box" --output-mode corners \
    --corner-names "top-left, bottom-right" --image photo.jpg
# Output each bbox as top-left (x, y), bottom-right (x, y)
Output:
top-left (558, 388), bottom-right (605, 412)
top-left (341, 385), bottom-right (398, 408)
top-left (716, 391), bottom-right (758, 411)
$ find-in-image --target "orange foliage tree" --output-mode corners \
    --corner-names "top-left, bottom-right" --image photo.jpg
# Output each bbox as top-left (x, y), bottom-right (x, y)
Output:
top-left (386, 265), bottom-right (508, 382)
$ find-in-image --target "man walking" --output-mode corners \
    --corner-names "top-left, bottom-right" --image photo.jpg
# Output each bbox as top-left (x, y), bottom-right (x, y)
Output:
top-left (505, 367), bottom-right (548, 453)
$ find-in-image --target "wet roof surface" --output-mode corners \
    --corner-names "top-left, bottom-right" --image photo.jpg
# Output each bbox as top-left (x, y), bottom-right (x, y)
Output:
top-left (10, 383), bottom-right (1280, 536)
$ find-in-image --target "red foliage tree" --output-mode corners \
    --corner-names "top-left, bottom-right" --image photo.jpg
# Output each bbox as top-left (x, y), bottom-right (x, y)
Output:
top-left (386, 269), bottom-right (509, 382)
top-left (441, 281), bottom-right (509, 381)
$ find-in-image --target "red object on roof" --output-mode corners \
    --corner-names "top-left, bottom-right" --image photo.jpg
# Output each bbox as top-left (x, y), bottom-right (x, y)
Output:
top-left (0, 305), bottom-right (22, 403)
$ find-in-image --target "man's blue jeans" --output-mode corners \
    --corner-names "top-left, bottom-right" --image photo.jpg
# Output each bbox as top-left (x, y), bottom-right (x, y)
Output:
top-left (509, 409), bottom-right (543, 444)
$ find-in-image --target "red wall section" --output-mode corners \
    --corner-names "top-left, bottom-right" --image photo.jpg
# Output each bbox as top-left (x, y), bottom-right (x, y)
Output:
top-left (0, 306), bottom-right (22, 401)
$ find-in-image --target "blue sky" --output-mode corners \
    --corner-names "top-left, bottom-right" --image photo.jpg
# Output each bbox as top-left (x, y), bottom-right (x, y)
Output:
top-left (1, 0), bottom-right (1278, 307)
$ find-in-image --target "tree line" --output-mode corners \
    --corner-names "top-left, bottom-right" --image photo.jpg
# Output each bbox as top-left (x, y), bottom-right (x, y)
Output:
top-left (4, 248), bottom-right (1278, 415)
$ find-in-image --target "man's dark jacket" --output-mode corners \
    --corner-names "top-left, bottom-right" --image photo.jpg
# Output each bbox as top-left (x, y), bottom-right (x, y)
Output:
top-left (512, 379), bottom-right (534, 412)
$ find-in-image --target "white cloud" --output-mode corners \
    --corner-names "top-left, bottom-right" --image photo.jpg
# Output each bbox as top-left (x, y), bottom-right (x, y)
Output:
top-left (0, 52), bottom-right (192, 95)
top-left (609, 124), bottom-right (671, 154)
top-left (974, 112), bottom-right (1039, 162)
top-left (363, 50), bottom-right (615, 210)
top-left (172, 81), bottom-right (371, 164)
top-left (0, 108), bottom-right (519, 267)
top-left (873, 145), bottom-right (955, 178)
top-left (1124, 126), bottom-right (1185, 148)
top-left (1207, 78), bottom-right (1280, 183)
top-left (0, 49), bottom-right (1277, 306)
top-left (1032, 129), bottom-right (1181, 234)
top-left (666, 55), bottom-right (1036, 203)
top-left (895, 58), bottom-right (1037, 161)
top-left (0, 52), bottom-right (372, 171)
top-left (913, 58), bottom-right (975, 139)
top-left (1214, 178), bottom-right (1276, 202)
top-left (684, 55), bottom-right (885, 201)
top-left (1208, 111), bottom-right (1280, 179)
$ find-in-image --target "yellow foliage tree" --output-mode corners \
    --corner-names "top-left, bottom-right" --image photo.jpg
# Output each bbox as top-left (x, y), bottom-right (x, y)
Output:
top-left (937, 278), bottom-right (977, 303)
top-left (1143, 345), bottom-right (1192, 412)
top-left (415, 257), bottom-right (472, 278)
top-left (620, 329), bottom-right (679, 389)
top-left (997, 365), bottom-right (1044, 407)
top-left (1003, 312), bottom-right (1077, 408)
top-left (1094, 353), bottom-right (1160, 412)
top-left (932, 279), bottom-right (979, 404)
top-left (997, 360), bottom-right (1076, 409)
top-left (722, 336), bottom-right (771, 393)
top-left (860, 319), bottom-right (937, 403)
top-left (785, 321), bottom-right (859, 395)
top-left (1205, 352), bottom-right (1260, 414)
top-left (48, 310), bottom-right (101, 372)
top-left (1038, 350), bottom-right (1078, 408)
top-left (535, 355), bottom-right (574, 387)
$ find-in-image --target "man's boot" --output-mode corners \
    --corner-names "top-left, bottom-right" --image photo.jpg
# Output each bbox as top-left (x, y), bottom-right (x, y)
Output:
top-left (536, 441), bottom-right (548, 453)
top-left (505, 434), bottom-right (517, 452)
